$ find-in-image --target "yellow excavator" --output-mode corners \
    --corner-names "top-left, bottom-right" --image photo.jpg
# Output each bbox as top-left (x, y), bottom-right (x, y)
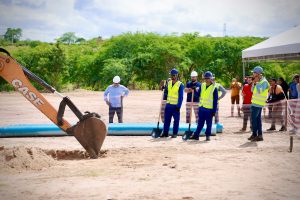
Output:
top-left (0, 48), bottom-right (107, 158)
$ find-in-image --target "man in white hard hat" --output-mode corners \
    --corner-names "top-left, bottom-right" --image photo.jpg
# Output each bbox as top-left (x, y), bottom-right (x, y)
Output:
top-left (104, 76), bottom-right (129, 123)
top-left (184, 71), bottom-right (201, 123)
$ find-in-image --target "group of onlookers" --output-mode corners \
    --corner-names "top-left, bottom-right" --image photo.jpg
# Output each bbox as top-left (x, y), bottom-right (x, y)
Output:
top-left (239, 74), bottom-right (300, 134)
top-left (103, 69), bottom-right (299, 141)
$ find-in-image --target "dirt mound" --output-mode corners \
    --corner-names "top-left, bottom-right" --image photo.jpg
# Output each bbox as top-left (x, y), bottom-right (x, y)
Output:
top-left (44, 149), bottom-right (107, 160)
top-left (0, 146), bottom-right (108, 171)
top-left (0, 146), bottom-right (56, 171)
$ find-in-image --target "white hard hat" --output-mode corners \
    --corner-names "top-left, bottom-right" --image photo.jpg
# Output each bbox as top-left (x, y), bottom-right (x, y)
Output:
top-left (113, 76), bottom-right (121, 83)
top-left (191, 71), bottom-right (198, 77)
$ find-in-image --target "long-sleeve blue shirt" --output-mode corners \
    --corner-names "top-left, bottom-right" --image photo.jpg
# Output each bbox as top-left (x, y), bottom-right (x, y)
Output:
top-left (163, 81), bottom-right (184, 108)
top-left (289, 82), bottom-right (299, 99)
top-left (195, 83), bottom-right (218, 113)
top-left (218, 84), bottom-right (227, 100)
top-left (186, 81), bottom-right (201, 102)
top-left (104, 85), bottom-right (129, 107)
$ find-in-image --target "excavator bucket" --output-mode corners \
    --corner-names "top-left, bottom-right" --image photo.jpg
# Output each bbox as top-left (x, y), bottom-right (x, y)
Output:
top-left (0, 48), bottom-right (107, 159)
top-left (71, 117), bottom-right (107, 159)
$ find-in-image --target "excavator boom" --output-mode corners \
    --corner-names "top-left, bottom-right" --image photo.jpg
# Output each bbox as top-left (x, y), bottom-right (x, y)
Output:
top-left (0, 48), bottom-right (107, 158)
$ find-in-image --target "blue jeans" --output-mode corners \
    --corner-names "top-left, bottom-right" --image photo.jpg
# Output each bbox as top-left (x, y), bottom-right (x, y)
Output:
top-left (251, 105), bottom-right (262, 136)
top-left (163, 104), bottom-right (180, 135)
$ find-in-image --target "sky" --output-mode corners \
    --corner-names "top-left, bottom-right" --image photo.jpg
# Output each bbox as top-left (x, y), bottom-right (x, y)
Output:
top-left (0, 0), bottom-right (300, 42)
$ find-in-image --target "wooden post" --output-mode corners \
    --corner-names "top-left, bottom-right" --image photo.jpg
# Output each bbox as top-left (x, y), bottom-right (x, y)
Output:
top-left (289, 136), bottom-right (293, 153)
top-left (285, 100), bottom-right (288, 130)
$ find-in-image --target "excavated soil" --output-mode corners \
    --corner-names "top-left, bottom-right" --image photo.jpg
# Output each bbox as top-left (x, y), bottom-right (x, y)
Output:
top-left (0, 146), bottom-right (108, 171)
top-left (0, 146), bottom-right (55, 171)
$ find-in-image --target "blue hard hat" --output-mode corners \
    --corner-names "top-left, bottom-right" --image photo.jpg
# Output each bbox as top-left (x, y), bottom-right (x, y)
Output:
top-left (252, 66), bottom-right (263, 74)
top-left (204, 71), bottom-right (213, 78)
top-left (170, 68), bottom-right (179, 75)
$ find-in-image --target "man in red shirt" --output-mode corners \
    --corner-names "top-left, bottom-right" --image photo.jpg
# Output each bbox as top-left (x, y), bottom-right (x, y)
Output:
top-left (240, 77), bottom-right (253, 131)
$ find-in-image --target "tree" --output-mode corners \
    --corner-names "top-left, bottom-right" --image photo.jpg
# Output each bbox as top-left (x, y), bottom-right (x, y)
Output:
top-left (13, 43), bottom-right (67, 91)
top-left (57, 32), bottom-right (78, 45)
top-left (2, 32), bottom-right (274, 91)
top-left (75, 37), bottom-right (86, 43)
top-left (100, 58), bottom-right (128, 88)
top-left (4, 28), bottom-right (22, 44)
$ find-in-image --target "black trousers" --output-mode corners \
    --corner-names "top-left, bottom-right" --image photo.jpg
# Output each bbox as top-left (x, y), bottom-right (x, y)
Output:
top-left (109, 106), bottom-right (123, 123)
top-left (242, 105), bottom-right (252, 130)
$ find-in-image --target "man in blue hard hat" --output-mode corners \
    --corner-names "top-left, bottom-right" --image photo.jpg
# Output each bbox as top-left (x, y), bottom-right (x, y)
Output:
top-left (248, 66), bottom-right (270, 142)
top-left (161, 68), bottom-right (184, 138)
top-left (184, 71), bottom-right (218, 141)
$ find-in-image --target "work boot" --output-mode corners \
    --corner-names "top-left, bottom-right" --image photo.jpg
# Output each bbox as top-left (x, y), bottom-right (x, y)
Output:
top-left (205, 136), bottom-right (210, 141)
top-left (279, 126), bottom-right (286, 132)
top-left (253, 135), bottom-right (263, 142)
top-left (190, 134), bottom-right (199, 141)
top-left (171, 134), bottom-right (177, 138)
top-left (267, 126), bottom-right (276, 131)
top-left (160, 133), bottom-right (169, 138)
top-left (248, 134), bottom-right (256, 141)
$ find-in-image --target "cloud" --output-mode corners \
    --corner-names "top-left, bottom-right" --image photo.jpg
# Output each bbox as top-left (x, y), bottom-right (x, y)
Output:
top-left (0, 0), bottom-right (300, 42)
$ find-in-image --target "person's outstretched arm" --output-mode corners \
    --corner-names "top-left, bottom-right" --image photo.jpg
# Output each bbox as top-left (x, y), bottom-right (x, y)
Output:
top-left (218, 84), bottom-right (227, 100)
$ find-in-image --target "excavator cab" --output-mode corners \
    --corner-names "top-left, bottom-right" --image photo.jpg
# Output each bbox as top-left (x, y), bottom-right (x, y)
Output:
top-left (0, 48), bottom-right (107, 158)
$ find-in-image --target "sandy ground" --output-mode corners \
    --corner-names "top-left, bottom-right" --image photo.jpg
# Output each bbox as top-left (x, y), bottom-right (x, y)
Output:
top-left (0, 90), bottom-right (300, 200)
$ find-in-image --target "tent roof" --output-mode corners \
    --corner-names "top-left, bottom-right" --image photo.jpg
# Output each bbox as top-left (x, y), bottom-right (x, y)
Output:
top-left (242, 26), bottom-right (300, 61)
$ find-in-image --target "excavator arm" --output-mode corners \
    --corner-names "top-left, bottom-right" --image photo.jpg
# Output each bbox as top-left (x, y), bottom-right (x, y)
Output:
top-left (0, 48), bottom-right (107, 158)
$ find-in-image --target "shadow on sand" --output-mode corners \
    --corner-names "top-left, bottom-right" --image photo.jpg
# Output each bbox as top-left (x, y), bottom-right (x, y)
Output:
top-left (239, 141), bottom-right (257, 148)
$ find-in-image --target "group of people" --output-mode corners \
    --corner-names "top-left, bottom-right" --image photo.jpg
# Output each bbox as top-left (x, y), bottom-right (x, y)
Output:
top-left (240, 73), bottom-right (300, 134)
top-left (160, 66), bottom-right (273, 142)
top-left (103, 69), bottom-right (226, 141)
top-left (160, 69), bottom-right (225, 141)
top-left (103, 66), bottom-right (299, 142)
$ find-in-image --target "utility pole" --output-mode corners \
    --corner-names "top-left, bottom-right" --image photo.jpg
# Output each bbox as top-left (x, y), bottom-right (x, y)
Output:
top-left (223, 23), bottom-right (227, 37)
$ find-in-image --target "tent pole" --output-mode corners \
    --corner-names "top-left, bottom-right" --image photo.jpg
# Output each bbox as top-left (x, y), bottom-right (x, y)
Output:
top-left (242, 61), bottom-right (245, 81)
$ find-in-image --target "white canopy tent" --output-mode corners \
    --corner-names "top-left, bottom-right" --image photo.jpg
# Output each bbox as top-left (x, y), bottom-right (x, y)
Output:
top-left (242, 25), bottom-right (300, 61)
top-left (242, 25), bottom-right (300, 77)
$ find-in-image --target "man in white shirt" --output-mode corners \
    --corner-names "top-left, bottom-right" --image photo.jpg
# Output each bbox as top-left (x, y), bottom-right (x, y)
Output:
top-left (104, 76), bottom-right (129, 123)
